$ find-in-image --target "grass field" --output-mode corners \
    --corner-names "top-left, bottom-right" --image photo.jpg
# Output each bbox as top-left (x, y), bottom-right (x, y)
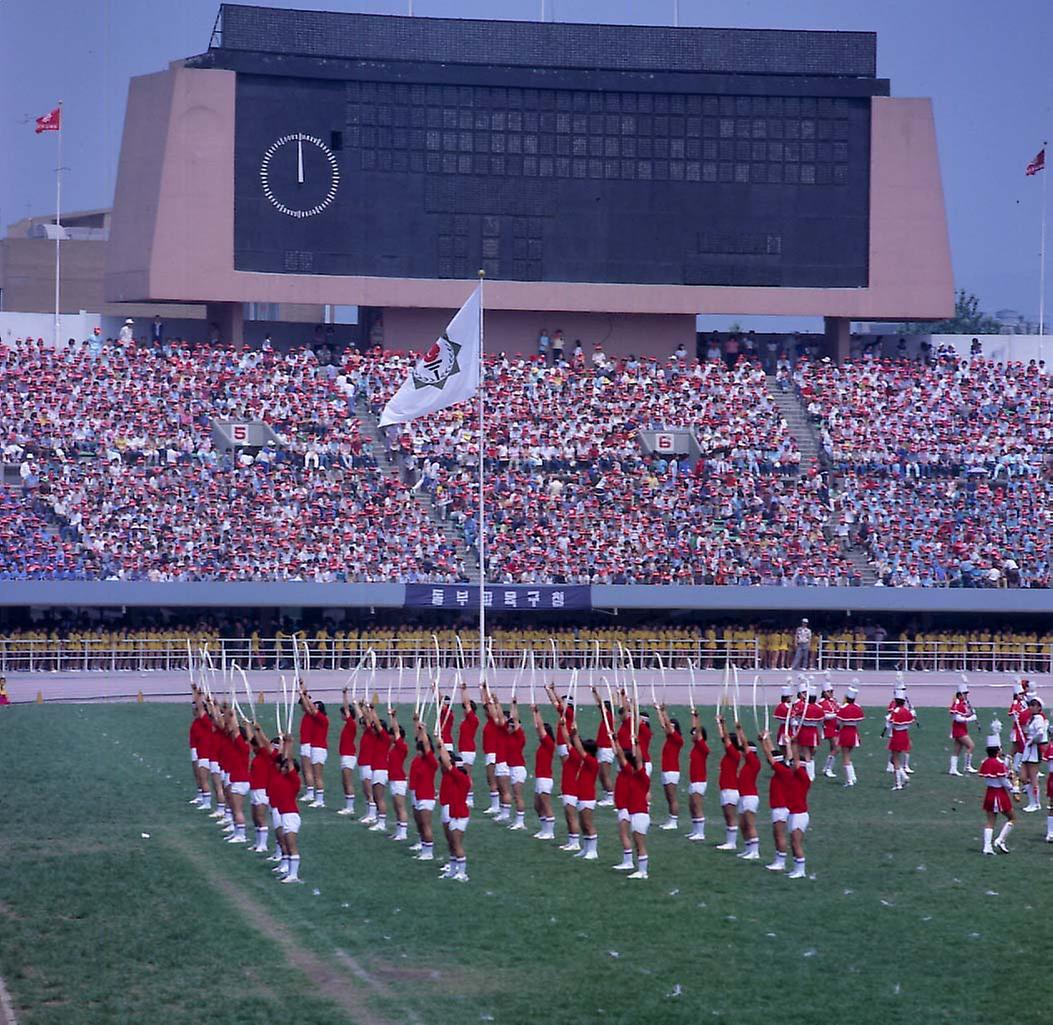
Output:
top-left (0, 702), bottom-right (1047, 1025)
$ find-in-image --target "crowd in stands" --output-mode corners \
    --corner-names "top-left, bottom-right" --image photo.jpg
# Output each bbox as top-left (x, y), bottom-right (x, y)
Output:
top-left (2, 620), bottom-right (1050, 674)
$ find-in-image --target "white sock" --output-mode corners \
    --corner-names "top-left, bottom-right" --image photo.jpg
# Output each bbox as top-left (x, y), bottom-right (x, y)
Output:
top-left (746, 838), bottom-right (759, 855)
top-left (456, 857), bottom-right (467, 877)
top-left (499, 803), bottom-right (511, 819)
top-left (691, 817), bottom-right (706, 837)
top-left (515, 811), bottom-right (525, 827)
top-left (367, 802), bottom-right (377, 819)
top-left (566, 832), bottom-right (579, 846)
top-left (846, 765), bottom-right (857, 785)
top-left (805, 761), bottom-right (815, 781)
top-left (377, 814), bottom-right (387, 829)
top-left (259, 827), bottom-right (269, 849)
top-left (422, 842), bottom-right (433, 857)
top-left (235, 824), bottom-right (245, 839)
top-left (587, 834), bottom-right (598, 854)
top-left (637, 855), bottom-right (648, 876)
top-left (395, 822), bottom-right (407, 839)
top-left (544, 817), bottom-right (556, 837)
top-left (964, 754), bottom-right (973, 771)
top-left (997, 821), bottom-right (1013, 844)
top-left (280, 855), bottom-right (289, 873)
top-left (904, 754), bottom-right (911, 770)
top-left (467, 791), bottom-right (474, 807)
top-left (725, 826), bottom-right (738, 847)
top-left (489, 792), bottom-right (500, 811)
top-left (287, 854), bottom-right (300, 880)
top-left (604, 791), bottom-right (614, 802)
top-left (949, 755), bottom-right (959, 773)
top-left (983, 827), bottom-right (994, 849)
top-left (774, 850), bottom-right (786, 867)
top-left (345, 794), bottom-right (355, 811)
top-left (1032, 784), bottom-right (1041, 807)
top-left (217, 802), bottom-right (227, 816)
top-left (305, 788), bottom-right (316, 802)
top-left (823, 755), bottom-right (834, 773)
top-left (314, 790), bottom-right (324, 806)
top-left (792, 857), bottom-right (805, 874)
top-left (1046, 815), bottom-right (1053, 836)
top-left (621, 848), bottom-right (633, 865)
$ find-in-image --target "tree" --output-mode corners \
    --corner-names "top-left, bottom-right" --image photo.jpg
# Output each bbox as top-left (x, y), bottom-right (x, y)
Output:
top-left (904, 289), bottom-right (1002, 335)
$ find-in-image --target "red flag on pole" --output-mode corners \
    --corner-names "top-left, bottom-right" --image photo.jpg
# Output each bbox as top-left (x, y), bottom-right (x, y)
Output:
top-left (1026, 148), bottom-right (1045, 176)
top-left (35, 107), bottom-right (61, 134)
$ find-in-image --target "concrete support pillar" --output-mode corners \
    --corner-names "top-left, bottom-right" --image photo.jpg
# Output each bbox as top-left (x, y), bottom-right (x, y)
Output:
top-left (205, 301), bottom-right (244, 345)
top-left (824, 316), bottom-right (851, 363)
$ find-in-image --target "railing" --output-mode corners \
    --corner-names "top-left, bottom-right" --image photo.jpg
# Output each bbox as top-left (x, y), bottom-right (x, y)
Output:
top-left (0, 636), bottom-right (1049, 675)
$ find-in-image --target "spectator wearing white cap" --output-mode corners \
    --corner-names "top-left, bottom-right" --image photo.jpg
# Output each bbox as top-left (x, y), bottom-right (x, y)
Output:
top-left (979, 736), bottom-right (1015, 854)
top-left (791, 619), bottom-right (812, 670)
top-left (119, 318), bottom-right (134, 344)
top-left (836, 684), bottom-right (864, 787)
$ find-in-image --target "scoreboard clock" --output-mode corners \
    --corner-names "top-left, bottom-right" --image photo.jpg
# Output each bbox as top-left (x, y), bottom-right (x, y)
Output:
top-left (259, 133), bottom-right (341, 219)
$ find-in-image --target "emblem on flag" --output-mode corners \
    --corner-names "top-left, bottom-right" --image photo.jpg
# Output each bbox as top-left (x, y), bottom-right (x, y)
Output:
top-left (1026, 148), bottom-right (1045, 176)
top-left (411, 333), bottom-right (463, 391)
top-left (35, 107), bottom-right (61, 134)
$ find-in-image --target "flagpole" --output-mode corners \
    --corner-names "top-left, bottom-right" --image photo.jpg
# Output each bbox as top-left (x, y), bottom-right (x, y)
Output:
top-left (54, 100), bottom-right (63, 349)
top-left (1041, 140), bottom-right (1048, 336)
top-left (476, 269), bottom-right (486, 689)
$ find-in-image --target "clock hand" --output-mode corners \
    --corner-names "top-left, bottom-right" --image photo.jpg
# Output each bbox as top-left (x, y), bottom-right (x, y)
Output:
top-left (297, 138), bottom-right (304, 185)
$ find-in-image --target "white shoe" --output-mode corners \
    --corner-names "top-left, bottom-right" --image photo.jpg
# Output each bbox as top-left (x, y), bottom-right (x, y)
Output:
top-left (189, 796), bottom-right (204, 804)
top-left (597, 798), bottom-right (614, 807)
top-left (336, 808), bottom-right (354, 816)
top-left (885, 763), bottom-right (894, 773)
top-left (1023, 804), bottom-right (1040, 813)
top-left (416, 852), bottom-right (434, 861)
top-left (227, 835), bottom-right (247, 844)
top-left (583, 851), bottom-right (598, 860)
top-left (209, 810), bottom-right (225, 819)
top-left (765, 862), bottom-right (785, 872)
top-left (982, 847), bottom-right (995, 856)
top-left (561, 842), bottom-right (581, 852)
top-left (948, 770), bottom-right (962, 777)
top-left (369, 823), bottom-right (387, 832)
top-left (787, 869), bottom-right (806, 879)
top-left (823, 770), bottom-right (836, 779)
top-left (965, 767), bottom-right (978, 774)
top-left (686, 833), bottom-right (705, 842)
top-left (482, 807), bottom-right (498, 816)
top-left (532, 830), bottom-right (547, 839)
top-left (659, 821), bottom-right (678, 831)
top-left (391, 834), bottom-right (407, 842)
top-left (1045, 835), bottom-right (1053, 844)
top-left (572, 847), bottom-right (587, 858)
top-left (843, 781), bottom-right (855, 788)
top-left (279, 875), bottom-right (303, 885)
top-left (272, 864), bottom-right (288, 874)
top-left (308, 800), bottom-right (324, 808)
top-left (994, 839), bottom-right (1010, 854)
top-left (508, 823), bottom-right (526, 831)
top-left (626, 871), bottom-right (648, 880)
top-left (613, 862), bottom-right (635, 871)
top-left (266, 853), bottom-right (282, 863)
top-left (892, 784), bottom-right (903, 791)
top-left (495, 815), bottom-right (510, 824)
top-left (904, 767), bottom-right (914, 775)
top-left (409, 842), bottom-right (422, 851)
top-left (715, 842), bottom-right (737, 851)
top-left (737, 850), bottom-right (759, 861)
top-left (452, 873), bottom-right (469, 883)
top-left (538, 833), bottom-right (555, 841)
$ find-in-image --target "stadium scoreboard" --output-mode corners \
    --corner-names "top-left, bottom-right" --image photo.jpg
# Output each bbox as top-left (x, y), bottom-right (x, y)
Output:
top-left (204, 5), bottom-right (888, 289)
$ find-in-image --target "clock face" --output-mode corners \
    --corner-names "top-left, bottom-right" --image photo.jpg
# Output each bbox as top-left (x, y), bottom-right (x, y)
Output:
top-left (259, 133), bottom-right (340, 218)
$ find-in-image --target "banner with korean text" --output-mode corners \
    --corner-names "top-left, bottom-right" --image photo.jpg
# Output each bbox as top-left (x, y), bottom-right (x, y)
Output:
top-left (405, 584), bottom-right (591, 612)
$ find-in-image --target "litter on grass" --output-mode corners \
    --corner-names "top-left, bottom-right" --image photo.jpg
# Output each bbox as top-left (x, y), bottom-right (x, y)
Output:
top-left (893, 983), bottom-right (901, 996)
top-left (312, 889), bottom-right (321, 896)
top-left (880, 899), bottom-right (894, 907)
top-left (667, 984), bottom-right (683, 998)
top-left (802, 949), bottom-right (817, 958)
top-left (765, 932), bottom-right (777, 938)
top-left (985, 890), bottom-right (999, 897)
top-left (668, 889), bottom-right (680, 897)
top-left (140, 832), bottom-right (150, 839)
top-left (608, 951), bottom-right (620, 959)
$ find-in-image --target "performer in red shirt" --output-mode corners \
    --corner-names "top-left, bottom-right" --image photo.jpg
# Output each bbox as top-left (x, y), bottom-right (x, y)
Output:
top-left (557, 716), bottom-right (582, 852)
top-left (225, 711), bottom-right (252, 844)
top-left (271, 735), bottom-right (303, 883)
top-left (458, 694), bottom-right (480, 808)
top-left (247, 722), bottom-right (275, 852)
top-left (797, 684), bottom-right (824, 781)
top-left (979, 736), bottom-right (1015, 854)
top-left (481, 684), bottom-right (502, 816)
top-left (887, 689), bottom-right (917, 791)
top-left (486, 689), bottom-right (513, 823)
top-left (819, 683), bottom-right (840, 779)
top-left (773, 681), bottom-right (793, 749)
top-left (355, 701), bottom-right (378, 824)
top-left (189, 693), bottom-right (214, 809)
top-left (734, 721), bottom-right (762, 861)
top-left (655, 705), bottom-right (684, 831)
top-left (836, 685), bottom-right (865, 787)
top-left (686, 709), bottom-right (709, 841)
top-left (714, 715), bottom-right (742, 851)
top-left (437, 744), bottom-right (472, 882)
top-left (762, 733), bottom-right (790, 872)
top-left (438, 695), bottom-right (456, 752)
top-left (410, 716), bottom-right (439, 861)
top-left (367, 710), bottom-right (393, 833)
top-left (299, 683), bottom-right (329, 808)
top-left (569, 723), bottom-right (600, 859)
top-left (503, 701), bottom-right (529, 831)
top-left (948, 682), bottom-right (978, 776)
top-left (612, 732), bottom-right (650, 879)
top-left (385, 710), bottom-right (410, 841)
top-left (1009, 687), bottom-right (1028, 775)
top-left (591, 685), bottom-right (616, 805)
top-left (760, 728), bottom-right (810, 878)
top-left (531, 704), bottom-right (556, 840)
top-left (296, 686), bottom-right (316, 804)
top-left (337, 688), bottom-right (358, 816)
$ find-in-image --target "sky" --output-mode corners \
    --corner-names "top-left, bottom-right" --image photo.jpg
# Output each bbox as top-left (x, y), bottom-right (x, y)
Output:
top-left (1, 0), bottom-right (1051, 321)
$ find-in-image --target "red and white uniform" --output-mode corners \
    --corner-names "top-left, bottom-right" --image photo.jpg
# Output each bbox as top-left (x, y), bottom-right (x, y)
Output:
top-left (458, 709), bottom-right (479, 754)
top-left (737, 748), bottom-right (761, 813)
top-left (482, 718), bottom-right (501, 764)
top-left (562, 745), bottom-right (582, 803)
top-left (443, 765), bottom-right (471, 825)
top-left (948, 697), bottom-right (975, 740)
top-left (979, 756), bottom-right (1013, 814)
top-left (638, 721), bottom-right (653, 770)
top-left (228, 732), bottom-right (251, 786)
top-left (819, 696), bottom-right (839, 741)
top-left (616, 715), bottom-right (633, 752)
top-left (439, 705), bottom-right (455, 749)
top-left (249, 744), bottom-right (272, 804)
top-left (358, 724), bottom-right (375, 777)
top-left (338, 714), bottom-right (357, 764)
top-left (576, 751), bottom-right (599, 805)
top-left (1009, 697), bottom-right (1028, 754)
top-left (836, 701), bottom-right (864, 749)
top-left (660, 730), bottom-right (684, 783)
top-left (505, 725), bottom-right (527, 783)
top-left (688, 737), bottom-right (709, 785)
top-left (718, 741), bottom-right (741, 804)
top-left (887, 705), bottom-right (916, 753)
top-left (797, 700), bottom-right (824, 748)
top-left (773, 699), bottom-right (792, 746)
top-left (413, 750), bottom-right (438, 805)
top-left (595, 714), bottom-right (612, 751)
top-left (626, 765), bottom-right (651, 833)
top-left (535, 731), bottom-right (555, 793)
top-left (387, 735), bottom-right (408, 786)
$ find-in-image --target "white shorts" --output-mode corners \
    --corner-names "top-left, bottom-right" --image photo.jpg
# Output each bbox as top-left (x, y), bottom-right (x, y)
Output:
top-left (449, 817), bottom-right (469, 833)
top-left (598, 747), bottom-right (614, 764)
top-left (771, 807), bottom-right (790, 824)
top-left (485, 752), bottom-right (497, 766)
top-left (561, 794), bottom-right (579, 807)
top-left (441, 804), bottom-right (451, 824)
top-left (737, 795), bottom-right (759, 815)
top-left (789, 812), bottom-right (810, 834)
top-left (340, 755), bottom-right (358, 770)
top-left (390, 780), bottom-right (407, 797)
top-left (460, 750), bottom-right (477, 766)
top-left (720, 788), bottom-right (740, 807)
top-left (271, 806), bottom-right (282, 829)
top-left (579, 799), bottom-right (597, 811)
top-left (495, 762), bottom-right (510, 778)
top-left (190, 747), bottom-right (198, 762)
top-left (209, 760), bottom-right (220, 775)
top-left (557, 745), bottom-right (569, 758)
top-left (221, 772), bottom-right (231, 786)
top-left (510, 766), bottom-right (527, 785)
top-left (630, 812), bottom-right (651, 835)
top-left (230, 780), bottom-right (250, 796)
top-left (197, 757), bottom-right (211, 769)
top-left (281, 812), bottom-right (301, 835)
top-left (310, 748), bottom-right (328, 765)
top-left (415, 798), bottom-right (436, 812)
top-left (617, 808), bottom-right (630, 823)
top-left (662, 771), bottom-right (681, 786)
top-left (688, 781), bottom-right (708, 796)
top-left (251, 788), bottom-right (268, 806)
top-left (359, 765), bottom-right (373, 782)
top-left (535, 777), bottom-right (553, 795)
top-left (299, 743), bottom-right (312, 760)
top-left (372, 769), bottom-right (390, 786)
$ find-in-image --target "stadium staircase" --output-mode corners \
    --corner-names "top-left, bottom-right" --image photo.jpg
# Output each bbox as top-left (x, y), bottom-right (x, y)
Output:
top-left (765, 376), bottom-right (878, 585)
top-left (354, 408), bottom-right (480, 580)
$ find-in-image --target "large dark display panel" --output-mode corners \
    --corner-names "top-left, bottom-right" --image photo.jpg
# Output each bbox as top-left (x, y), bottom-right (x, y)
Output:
top-left (234, 72), bottom-right (871, 287)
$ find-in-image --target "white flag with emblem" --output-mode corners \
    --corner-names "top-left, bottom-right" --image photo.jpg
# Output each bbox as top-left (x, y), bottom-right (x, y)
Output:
top-left (378, 287), bottom-right (481, 427)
